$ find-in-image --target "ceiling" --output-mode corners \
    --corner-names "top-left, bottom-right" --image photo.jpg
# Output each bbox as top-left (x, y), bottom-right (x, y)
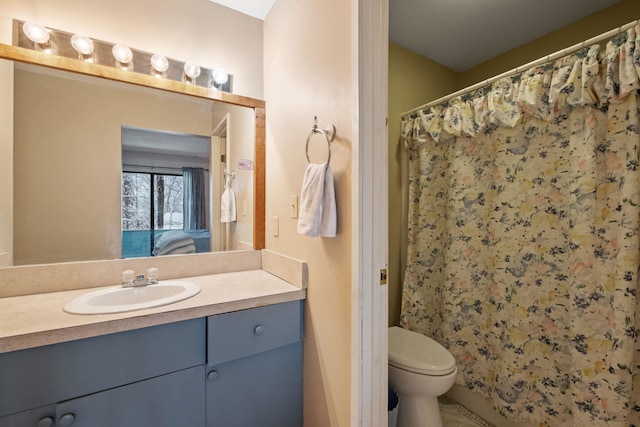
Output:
top-left (390, 0), bottom-right (623, 72)
top-left (211, 0), bottom-right (624, 73)
top-left (122, 126), bottom-right (211, 159)
top-left (208, 0), bottom-right (276, 20)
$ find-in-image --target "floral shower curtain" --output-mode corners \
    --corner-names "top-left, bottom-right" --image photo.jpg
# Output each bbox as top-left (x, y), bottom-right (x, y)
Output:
top-left (400, 26), bottom-right (640, 426)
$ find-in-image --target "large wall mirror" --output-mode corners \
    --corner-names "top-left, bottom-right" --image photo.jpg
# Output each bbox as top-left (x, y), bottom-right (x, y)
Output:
top-left (0, 43), bottom-right (265, 267)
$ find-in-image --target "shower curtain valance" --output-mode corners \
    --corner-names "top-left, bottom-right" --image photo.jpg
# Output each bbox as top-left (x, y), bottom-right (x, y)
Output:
top-left (401, 24), bottom-right (640, 150)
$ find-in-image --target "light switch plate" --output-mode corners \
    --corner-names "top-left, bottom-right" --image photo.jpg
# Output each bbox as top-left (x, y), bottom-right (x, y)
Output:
top-left (273, 216), bottom-right (279, 237)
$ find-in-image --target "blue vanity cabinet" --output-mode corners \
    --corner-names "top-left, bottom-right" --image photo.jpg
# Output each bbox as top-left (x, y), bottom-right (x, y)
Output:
top-left (0, 300), bottom-right (304, 427)
top-left (0, 318), bottom-right (206, 427)
top-left (206, 300), bottom-right (303, 427)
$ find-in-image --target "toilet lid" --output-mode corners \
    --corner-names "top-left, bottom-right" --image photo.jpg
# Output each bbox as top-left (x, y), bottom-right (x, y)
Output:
top-left (388, 326), bottom-right (456, 375)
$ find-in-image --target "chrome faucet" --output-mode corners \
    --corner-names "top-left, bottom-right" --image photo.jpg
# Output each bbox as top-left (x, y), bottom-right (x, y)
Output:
top-left (134, 274), bottom-right (147, 287)
top-left (122, 268), bottom-right (158, 287)
top-left (121, 270), bottom-right (147, 287)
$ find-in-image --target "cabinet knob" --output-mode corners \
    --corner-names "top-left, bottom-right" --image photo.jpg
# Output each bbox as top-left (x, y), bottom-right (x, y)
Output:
top-left (37, 417), bottom-right (55, 427)
top-left (58, 413), bottom-right (76, 427)
top-left (207, 370), bottom-right (219, 381)
top-left (254, 325), bottom-right (265, 335)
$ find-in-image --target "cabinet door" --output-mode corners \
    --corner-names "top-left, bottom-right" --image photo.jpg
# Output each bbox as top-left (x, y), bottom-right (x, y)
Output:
top-left (206, 342), bottom-right (302, 427)
top-left (56, 366), bottom-right (205, 427)
top-left (0, 318), bottom-right (205, 418)
top-left (0, 405), bottom-right (55, 427)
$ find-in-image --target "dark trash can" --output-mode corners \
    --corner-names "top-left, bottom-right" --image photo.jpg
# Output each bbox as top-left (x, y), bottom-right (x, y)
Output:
top-left (388, 386), bottom-right (398, 427)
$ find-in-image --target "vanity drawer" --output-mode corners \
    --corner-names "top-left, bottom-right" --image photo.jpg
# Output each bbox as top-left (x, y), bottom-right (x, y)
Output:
top-left (207, 300), bottom-right (302, 365)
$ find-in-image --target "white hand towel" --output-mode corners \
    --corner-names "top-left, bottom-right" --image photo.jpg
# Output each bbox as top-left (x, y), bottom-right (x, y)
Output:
top-left (297, 162), bottom-right (337, 237)
top-left (318, 165), bottom-right (336, 237)
top-left (221, 187), bottom-right (236, 223)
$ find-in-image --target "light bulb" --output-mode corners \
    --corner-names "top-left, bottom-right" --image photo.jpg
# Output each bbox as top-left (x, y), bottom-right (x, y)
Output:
top-left (184, 62), bottom-right (201, 79)
top-left (23, 22), bottom-right (50, 45)
top-left (112, 44), bottom-right (133, 64)
top-left (150, 54), bottom-right (169, 73)
top-left (212, 68), bottom-right (229, 85)
top-left (71, 34), bottom-right (94, 56)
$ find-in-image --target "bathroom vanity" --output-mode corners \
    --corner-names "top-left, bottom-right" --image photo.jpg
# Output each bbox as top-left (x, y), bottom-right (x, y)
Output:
top-left (0, 300), bottom-right (302, 427)
top-left (0, 258), bottom-right (306, 427)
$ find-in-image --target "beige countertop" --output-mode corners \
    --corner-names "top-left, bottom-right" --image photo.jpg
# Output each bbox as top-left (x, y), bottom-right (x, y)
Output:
top-left (0, 269), bottom-right (305, 354)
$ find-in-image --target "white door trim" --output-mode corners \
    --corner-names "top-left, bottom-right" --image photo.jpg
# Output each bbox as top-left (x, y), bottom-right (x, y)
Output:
top-left (352, 0), bottom-right (389, 425)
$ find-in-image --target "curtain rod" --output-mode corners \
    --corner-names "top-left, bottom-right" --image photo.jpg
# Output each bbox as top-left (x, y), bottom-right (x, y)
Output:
top-left (122, 164), bottom-right (210, 172)
top-left (401, 18), bottom-right (639, 119)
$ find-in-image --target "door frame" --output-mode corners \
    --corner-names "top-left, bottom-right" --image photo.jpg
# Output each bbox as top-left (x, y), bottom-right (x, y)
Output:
top-left (352, 0), bottom-right (389, 425)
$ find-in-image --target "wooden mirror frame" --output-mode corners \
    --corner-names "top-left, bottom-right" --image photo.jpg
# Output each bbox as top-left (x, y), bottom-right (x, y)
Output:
top-left (0, 42), bottom-right (265, 251)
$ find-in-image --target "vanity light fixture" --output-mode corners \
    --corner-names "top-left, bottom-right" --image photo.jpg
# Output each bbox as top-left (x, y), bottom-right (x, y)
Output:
top-left (70, 34), bottom-right (94, 57)
top-left (150, 54), bottom-right (169, 74)
top-left (212, 68), bottom-right (229, 86)
top-left (183, 62), bottom-right (201, 82)
top-left (112, 44), bottom-right (133, 65)
top-left (22, 22), bottom-right (56, 54)
top-left (13, 20), bottom-right (233, 92)
top-left (22, 22), bottom-right (50, 45)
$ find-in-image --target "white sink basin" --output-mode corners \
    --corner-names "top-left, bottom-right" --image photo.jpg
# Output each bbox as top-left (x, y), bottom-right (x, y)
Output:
top-left (64, 281), bottom-right (200, 315)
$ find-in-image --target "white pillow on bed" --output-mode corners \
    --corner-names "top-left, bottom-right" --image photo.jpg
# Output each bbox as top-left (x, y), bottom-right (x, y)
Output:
top-left (152, 230), bottom-right (196, 256)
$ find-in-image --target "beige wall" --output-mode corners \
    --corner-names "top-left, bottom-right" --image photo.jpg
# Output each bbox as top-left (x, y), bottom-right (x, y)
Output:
top-left (0, 19), bottom-right (13, 267)
top-left (264, 0), bottom-right (353, 425)
top-left (13, 68), bottom-right (214, 264)
top-left (387, 42), bottom-right (459, 325)
top-left (2, 0), bottom-right (263, 99)
top-left (460, 0), bottom-right (640, 87)
top-left (0, 59), bottom-right (12, 267)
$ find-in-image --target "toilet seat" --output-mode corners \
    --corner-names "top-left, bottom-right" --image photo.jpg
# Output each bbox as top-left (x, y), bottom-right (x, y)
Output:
top-left (388, 326), bottom-right (456, 375)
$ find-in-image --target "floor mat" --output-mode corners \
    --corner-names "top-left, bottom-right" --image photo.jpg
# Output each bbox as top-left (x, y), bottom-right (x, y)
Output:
top-left (439, 396), bottom-right (495, 427)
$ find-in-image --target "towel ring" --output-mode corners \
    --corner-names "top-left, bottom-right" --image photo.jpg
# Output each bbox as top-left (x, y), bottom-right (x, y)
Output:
top-left (306, 116), bottom-right (336, 164)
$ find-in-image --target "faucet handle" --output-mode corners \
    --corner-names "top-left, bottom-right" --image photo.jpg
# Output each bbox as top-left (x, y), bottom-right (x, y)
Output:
top-left (122, 270), bottom-right (135, 288)
top-left (146, 267), bottom-right (159, 284)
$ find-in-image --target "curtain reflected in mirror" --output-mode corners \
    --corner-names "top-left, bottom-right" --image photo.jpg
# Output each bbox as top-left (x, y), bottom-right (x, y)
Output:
top-left (183, 167), bottom-right (207, 230)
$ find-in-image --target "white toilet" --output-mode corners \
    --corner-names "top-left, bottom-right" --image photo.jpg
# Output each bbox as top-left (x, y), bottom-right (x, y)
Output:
top-left (388, 326), bottom-right (457, 427)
